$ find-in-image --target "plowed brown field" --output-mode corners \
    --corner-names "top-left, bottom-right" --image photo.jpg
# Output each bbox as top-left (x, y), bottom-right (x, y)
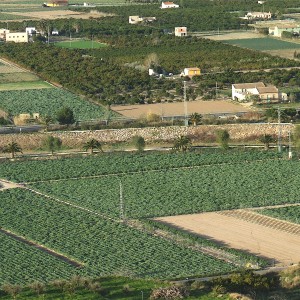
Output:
top-left (155, 210), bottom-right (300, 266)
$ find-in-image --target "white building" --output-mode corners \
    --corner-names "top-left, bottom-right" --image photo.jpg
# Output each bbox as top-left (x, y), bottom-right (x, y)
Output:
top-left (161, 1), bottom-right (179, 9)
top-left (0, 29), bottom-right (9, 39)
top-left (269, 24), bottom-right (300, 37)
top-left (232, 82), bottom-right (286, 102)
top-left (26, 27), bottom-right (36, 36)
top-left (52, 28), bottom-right (59, 35)
top-left (6, 32), bottom-right (29, 43)
top-left (175, 27), bottom-right (187, 37)
top-left (129, 16), bottom-right (156, 24)
top-left (244, 11), bottom-right (272, 20)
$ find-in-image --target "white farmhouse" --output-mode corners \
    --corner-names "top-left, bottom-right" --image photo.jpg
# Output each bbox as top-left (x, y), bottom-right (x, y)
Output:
top-left (175, 27), bottom-right (187, 37)
top-left (269, 24), bottom-right (300, 37)
top-left (26, 27), bottom-right (36, 36)
top-left (0, 29), bottom-right (9, 39)
top-left (161, 1), bottom-right (179, 9)
top-left (232, 82), bottom-right (287, 102)
top-left (6, 32), bottom-right (29, 43)
top-left (244, 11), bottom-right (272, 20)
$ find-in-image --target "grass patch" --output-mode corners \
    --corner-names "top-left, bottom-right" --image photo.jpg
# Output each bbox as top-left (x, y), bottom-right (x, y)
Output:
top-left (0, 88), bottom-right (114, 120)
top-left (223, 37), bottom-right (300, 51)
top-left (55, 40), bottom-right (108, 49)
top-left (0, 81), bottom-right (52, 91)
top-left (0, 72), bottom-right (40, 83)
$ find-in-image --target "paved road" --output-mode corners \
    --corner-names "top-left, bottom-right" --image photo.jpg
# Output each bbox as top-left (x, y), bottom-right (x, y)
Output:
top-left (0, 125), bottom-right (43, 134)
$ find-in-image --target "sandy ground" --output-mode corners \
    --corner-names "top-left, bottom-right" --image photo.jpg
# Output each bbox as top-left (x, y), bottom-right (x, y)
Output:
top-left (155, 211), bottom-right (300, 266)
top-left (112, 100), bottom-right (251, 118)
top-left (264, 49), bottom-right (300, 60)
top-left (201, 31), bottom-right (265, 41)
top-left (0, 179), bottom-right (23, 190)
top-left (5, 10), bottom-right (113, 20)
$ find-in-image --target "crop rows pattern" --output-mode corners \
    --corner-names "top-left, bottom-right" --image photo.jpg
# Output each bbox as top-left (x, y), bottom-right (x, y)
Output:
top-left (0, 150), bottom-right (282, 183)
top-left (0, 232), bottom-right (77, 284)
top-left (31, 159), bottom-right (300, 218)
top-left (0, 189), bottom-right (237, 282)
top-left (0, 88), bottom-right (112, 120)
top-left (259, 206), bottom-right (300, 225)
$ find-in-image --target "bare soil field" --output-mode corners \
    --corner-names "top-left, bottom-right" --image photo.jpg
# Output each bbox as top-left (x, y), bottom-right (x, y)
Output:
top-left (202, 31), bottom-right (265, 41)
top-left (264, 49), bottom-right (300, 60)
top-left (155, 210), bottom-right (300, 266)
top-left (112, 100), bottom-right (251, 118)
top-left (5, 9), bottom-right (114, 20)
top-left (0, 179), bottom-right (23, 190)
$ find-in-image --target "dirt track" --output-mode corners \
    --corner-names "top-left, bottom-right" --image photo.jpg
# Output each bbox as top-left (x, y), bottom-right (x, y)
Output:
top-left (112, 100), bottom-right (251, 118)
top-left (5, 10), bottom-right (113, 20)
top-left (155, 211), bottom-right (300, 266)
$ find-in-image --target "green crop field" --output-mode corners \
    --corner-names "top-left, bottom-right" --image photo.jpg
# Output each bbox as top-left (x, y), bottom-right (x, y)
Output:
top-left (0, 188), bottom-right (237, 283)
top-left (0, 232), bottom-right (78, 284)
top-left (0, 72), bottom-right (40, 83)
top-left (0, 81), bottom-right (52, 91)
top-left (223, 37), bottom-right (300, 51)
top-left (259, 206), bottom-right (300, 224)
top-left (0, 88), bottom-right (114, 120)
top-left (29, 159), bottom-right (300, 218)
top-left (0, 150), bottom-right (286, 284)
top-left (55, 40), bottom-right (108, 49)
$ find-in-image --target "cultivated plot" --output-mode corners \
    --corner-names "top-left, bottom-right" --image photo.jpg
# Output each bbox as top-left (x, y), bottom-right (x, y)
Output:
top-left (112, 100), bottom-right (250, 118)
top-left (155, 210), bottom-right (300, 266)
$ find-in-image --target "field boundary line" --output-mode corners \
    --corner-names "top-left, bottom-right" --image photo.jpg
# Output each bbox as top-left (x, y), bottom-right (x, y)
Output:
top-left (218, 209), bottom-right (300, 235)
top-left (24, 158), bottom-right (284, 184)
top-left (23, 186), bottom-right (118, 223)
top-left (0, 228), bottom-right (84, 268)
top-left (21, 187), bottom-right (246, 267)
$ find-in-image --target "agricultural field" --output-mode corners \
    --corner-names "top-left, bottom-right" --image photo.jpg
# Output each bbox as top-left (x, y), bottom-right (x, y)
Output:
top-left (259, 205), bottom-right (300, 224)
top-left (0, 150), bottom-right (288, 284)
top-left (156, 210), bottom-right (300, 266)
top-left (55, 39), bottom-right (108, 49)
top-left (112, 100), bottom-right (250, 118)
top-left (223, 37), bottom-right (300, 51)
top-left (0, 87), bottom-right (113, 121)
top-left (0, 81), bottom-right (52, 91)
top-left (28, 159), bottom-right (300, 219)
top-left (0, 188), bottom-right (237, 283)
top-left (0, 231), bottom-right (78, 284)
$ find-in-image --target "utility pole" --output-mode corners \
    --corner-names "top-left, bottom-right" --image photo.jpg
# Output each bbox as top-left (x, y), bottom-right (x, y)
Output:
top-left (119, 180), bottom-right (126, 223)
top-left (47, 25), bottom-right (50, 45)
top-left (215, 82), bottom-right (218, 100)
top-left (277, 107), bottom-right (281, 153)
top-left (288, 130), bottom-right (292, 159)
top-left (183, 80), bottom-right (188, 126)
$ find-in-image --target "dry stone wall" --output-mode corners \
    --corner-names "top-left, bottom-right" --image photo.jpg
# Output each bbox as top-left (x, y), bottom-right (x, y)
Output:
top-left (0, 123), bottom-right (294, 150)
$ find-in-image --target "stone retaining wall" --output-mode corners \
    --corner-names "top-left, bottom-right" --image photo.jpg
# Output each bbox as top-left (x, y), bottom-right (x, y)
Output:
top-left (0, 123), bottom-right (293, 150)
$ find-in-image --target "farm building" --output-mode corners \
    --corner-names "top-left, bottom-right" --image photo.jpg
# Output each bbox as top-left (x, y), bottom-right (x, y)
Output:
top-left (43, 0), bottom-right (68, 7)
top-left (0, 29), bottom-right (9, 40)
top-left (269, 24), bottom-right (300, 37)
top-left (6, 32), bottom-right (29, 43)
top-left (232, 82), bottom-right (287, 102)
top-left (175, 27), bottom-right (187, 37)
top-left (244, 11), bottom-right (272, 20)
top-left (25, 27), bottom-right (36, 36)
top-left (161, 2), bottom-right (179, 9)
top-left (129, 16), bottom-right (156, 24)
top-left (182, 67), bottom-right (201, 78)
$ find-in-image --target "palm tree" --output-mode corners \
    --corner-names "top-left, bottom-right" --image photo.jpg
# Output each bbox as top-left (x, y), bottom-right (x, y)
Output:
top-left (259, 134), bottom-right (275, 150)
top-left (2, 141), bottom-right (23, 158)
top-left (189, 113), bottom-right (202, 126)
top-left (83, 139), bottom-right (103, 154)
top-left (172, 135), bottom-right (191, 152)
